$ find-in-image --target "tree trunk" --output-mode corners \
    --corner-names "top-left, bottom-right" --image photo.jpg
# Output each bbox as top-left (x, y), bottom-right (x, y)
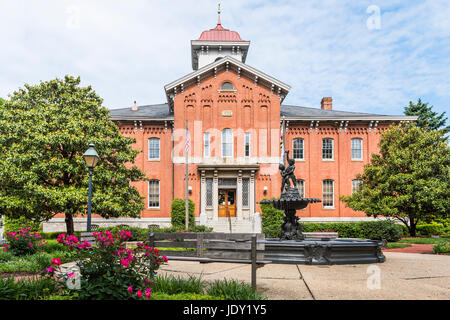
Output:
top-left (65, 213), bottom-right (74, 235)
top-left (409, 223), bottom-right (416, 237)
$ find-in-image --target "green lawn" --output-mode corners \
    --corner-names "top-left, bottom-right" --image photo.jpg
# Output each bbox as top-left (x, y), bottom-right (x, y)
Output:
top-left (386, 243), bottom-right (412, 249)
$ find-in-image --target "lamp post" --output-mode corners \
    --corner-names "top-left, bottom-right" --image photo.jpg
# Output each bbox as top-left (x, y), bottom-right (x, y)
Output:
top-left (83, 144), bottom-right (99, 233)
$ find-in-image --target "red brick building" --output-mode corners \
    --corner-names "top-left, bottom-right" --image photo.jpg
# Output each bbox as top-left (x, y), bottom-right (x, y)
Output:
top-left (44, 15), bottom-right (416, 232)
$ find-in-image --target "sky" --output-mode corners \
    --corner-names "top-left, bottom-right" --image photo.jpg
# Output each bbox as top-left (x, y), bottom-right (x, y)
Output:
top-left (0, 0), bottom-right (449, 117)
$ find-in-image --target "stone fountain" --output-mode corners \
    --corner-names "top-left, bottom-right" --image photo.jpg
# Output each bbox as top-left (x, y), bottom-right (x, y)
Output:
top-left (259, 150), bottom-right (385, 265)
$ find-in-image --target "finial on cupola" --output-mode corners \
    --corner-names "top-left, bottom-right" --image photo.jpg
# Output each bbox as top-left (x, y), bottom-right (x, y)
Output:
top-left (217, 2), bottom-right (221, 25)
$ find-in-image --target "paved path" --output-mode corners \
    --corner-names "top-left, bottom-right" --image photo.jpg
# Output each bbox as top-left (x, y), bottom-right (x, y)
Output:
top-left (158, 252), bottom-right (450, 300)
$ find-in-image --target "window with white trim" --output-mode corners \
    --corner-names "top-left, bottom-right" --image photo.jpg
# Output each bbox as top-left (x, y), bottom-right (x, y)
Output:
top-left (352, 179), bottom-right (363, 194)
top-left (322, 138), bottom-right (334, 160)
top-left (351, 138), bottom-right (363, 160)
top-left (242, 178), bottom-right (249, 207)
top-left (204, 132), bottom-right (210, 157)
top-left (148, 138), bottom-right (160, 160)
top-left (297, 179), bottom-right (305, 198)
top-left (322, 179), bottom-right (334, 208)
top-left (206, 178), bottom-right (213, 207)
top-left (244, 132), bottom-right (250, 157)
top-left (148, 180), bottom-right (160, 208)
top-left (222, 129), bottom-right (233, 158)
top-left (293, 138), bottom-right (304, 160)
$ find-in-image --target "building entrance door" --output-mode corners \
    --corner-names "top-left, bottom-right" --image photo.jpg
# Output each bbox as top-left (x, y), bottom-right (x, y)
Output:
top-left (218, 189), bottom-right (236, 218)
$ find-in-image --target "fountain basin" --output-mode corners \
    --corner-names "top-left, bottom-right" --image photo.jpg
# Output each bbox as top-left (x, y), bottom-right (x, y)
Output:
top-left (264, 238), bottom-right (385, 265)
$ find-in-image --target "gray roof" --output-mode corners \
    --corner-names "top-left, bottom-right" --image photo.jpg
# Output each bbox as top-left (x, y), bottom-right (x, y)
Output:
top-left (108, 103), bottom-right (416, 121)
top-left (109, 103), bottom-right (173, 120)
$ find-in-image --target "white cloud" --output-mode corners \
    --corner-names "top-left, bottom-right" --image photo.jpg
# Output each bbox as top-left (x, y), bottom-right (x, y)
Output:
top-left (0, 0), bottom-right (448, 117)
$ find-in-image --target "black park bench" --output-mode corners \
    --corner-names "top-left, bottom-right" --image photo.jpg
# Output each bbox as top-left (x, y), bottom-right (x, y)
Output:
top-left (147, 232), bottom-right (272, 290)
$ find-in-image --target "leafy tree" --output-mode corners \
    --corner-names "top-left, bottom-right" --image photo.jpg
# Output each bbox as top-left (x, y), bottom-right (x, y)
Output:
top-left (0, 76), bottom-right (146, 234)
top-left (341, 124), bottom-right (450, 236)
top-left (170, 198), bottom-right (195, 230)
top-left (404, 98), bottom-right (450, 134)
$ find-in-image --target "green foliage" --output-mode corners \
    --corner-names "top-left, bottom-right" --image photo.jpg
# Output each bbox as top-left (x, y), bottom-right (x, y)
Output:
top-left (206, 279), bottom-right (267, 300)
top-left (386, 243), bottom-right (412, 249)
top-left (0, 276), bottom-right (61, 300)
top-left (416, 223), bottom-right (445, 236)
top-left (152, 274), bottom-right (205, 295)
top-left (40, 231), bottom-right (82, 240)
top-left (432, 242), bottom-right (450, 254)
top-left (151, 292), bottom-right (223, 300)
top-left (397, 237), bottom-right (449, 244)
top-left (301, 221), bottom-right (403, 241)
top-left (3, 216), bottom-right (40, 233)
top-left (341, 124), bottom-right (450, 236)
top-left (4, 228), bottom-right (47, 256)
top-left (260, 199), bottom-right (284, 238)
top-left (0, 250), bottom-right (75, 273)
top-left (171, 198), bottom-right (195, 229)
top-left (0, 76), bottom-right (146, 234)
top-left (404, 98), bottom-right (449, 134)
top-left (97, 226), bottom-right (148, 241)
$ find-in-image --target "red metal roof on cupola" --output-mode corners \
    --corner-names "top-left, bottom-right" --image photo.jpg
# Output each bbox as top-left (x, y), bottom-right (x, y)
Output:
top-left (197, 15), bottom-right (244, 42)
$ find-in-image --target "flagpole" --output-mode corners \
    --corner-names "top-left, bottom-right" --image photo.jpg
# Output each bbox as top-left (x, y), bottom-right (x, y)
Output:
top-left (185, 120), bottom-right (189, 231)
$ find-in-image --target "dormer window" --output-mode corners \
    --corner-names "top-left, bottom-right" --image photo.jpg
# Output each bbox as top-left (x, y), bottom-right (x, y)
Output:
top-left (220, 81), bottom-right (235, 91)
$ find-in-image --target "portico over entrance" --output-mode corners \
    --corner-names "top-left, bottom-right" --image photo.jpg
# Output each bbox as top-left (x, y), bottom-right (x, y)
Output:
top-left (198, 165), bottom-right (259, 224)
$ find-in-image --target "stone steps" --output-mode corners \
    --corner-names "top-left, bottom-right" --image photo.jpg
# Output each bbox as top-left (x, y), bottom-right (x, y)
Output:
top-left (207, 219), bottom-right (254, 233)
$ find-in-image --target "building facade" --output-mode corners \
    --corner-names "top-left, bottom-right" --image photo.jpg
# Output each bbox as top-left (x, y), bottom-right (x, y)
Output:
top-left (43, 15), bottom-right (416, 232)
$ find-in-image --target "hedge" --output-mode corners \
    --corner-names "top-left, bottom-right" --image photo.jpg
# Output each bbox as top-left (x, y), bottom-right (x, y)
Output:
top-left (171, 198), bottom-right (195, 230)
top-left (259, 202), bottom-right (403, 241)
top-left (416, 223), bottom-right (445, 236)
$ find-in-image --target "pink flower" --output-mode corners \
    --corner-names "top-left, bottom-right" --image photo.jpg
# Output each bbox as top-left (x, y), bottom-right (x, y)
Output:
top-left (120, 259), bottom-right (129, 268)
top-left (67, 272), bottom-right (75, 279)
top-left (128, 286), bottom-right (133, 293)
top-left (145, 288), bottom-right (151, 299)
top-left (136, 290), bottom-right (142, 298)
top-left (46, 267), bottom-right (56, 273)
top-left (52, 258), bottom-right (62, 265)
top-left (29, 242), bottom-right (33, 247)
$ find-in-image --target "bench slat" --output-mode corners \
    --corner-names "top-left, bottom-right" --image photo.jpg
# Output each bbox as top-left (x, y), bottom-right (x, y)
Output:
top-left (152, 241), bottom-right (197, 248)
top-left (165, 256), bottom-right (271, 265)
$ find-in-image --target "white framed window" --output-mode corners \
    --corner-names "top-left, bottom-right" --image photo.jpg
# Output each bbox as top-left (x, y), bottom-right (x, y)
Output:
top-left (204, 132), bottom-right (210, 158)
top-left (148, 138), bottom-right (160, 160)
top-left (293, 138), bottom-right (304, 160)
top-left (244, 132), bottom-right (251, 157)
top-left (148, 180), bottom-right (160, 208)
top-left (297, 179), bottom-right (305, 198)
top-left (351, 138), bottom-right (363, 160)
top-left (352, 179), bottom-right (363, 194)
top-left (322, 138), bottom-right (334, 160)
top-left (322, 179), bottom-right (334, 208)
top-left (242, 178), bottom-right (249, 207)
top-left (222, 128), bottom-right (233, 158)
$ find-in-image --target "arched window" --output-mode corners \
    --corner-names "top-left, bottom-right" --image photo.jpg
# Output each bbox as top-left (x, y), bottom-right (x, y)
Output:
top-left (351, 138), bottom-right (363, 160)
top-left (148, 138), bottom-right (160, 160)
top-left (322, 179), bottom-right (334, 208)
top-left (222, 129), bottom-right (233, 158)
top-left (293, 138), bottom-right (304, 160)
top-left (220, 81), bottom-right (235, 91)
top-left (322, 138), bottom-right (334, 160)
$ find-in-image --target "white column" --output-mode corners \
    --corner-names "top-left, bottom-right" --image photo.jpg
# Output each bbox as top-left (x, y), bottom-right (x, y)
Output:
top-left (250, 170), bottom-right (255, 216)
top-left (237, 170), bottom-right (243, 221)
top-left (213, 170), bottom-right (219, 221)
top-left (200, 170), bottom-right (206, 219)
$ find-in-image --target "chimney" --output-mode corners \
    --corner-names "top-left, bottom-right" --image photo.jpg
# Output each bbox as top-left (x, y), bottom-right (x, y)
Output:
top-left (131, 101), bottom-right (138, 111)
top-left (321, 97), bottom-right (332, 110)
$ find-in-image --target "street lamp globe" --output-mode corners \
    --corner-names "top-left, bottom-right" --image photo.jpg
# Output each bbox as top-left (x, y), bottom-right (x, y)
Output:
top-left (83, 144), bottom-right (99, 168)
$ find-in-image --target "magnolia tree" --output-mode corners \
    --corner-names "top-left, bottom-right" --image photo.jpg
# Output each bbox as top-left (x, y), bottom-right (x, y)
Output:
top-left (341, 124), bottom-right (450, 236)
top-left (0, 76), bottom-right (146, 234)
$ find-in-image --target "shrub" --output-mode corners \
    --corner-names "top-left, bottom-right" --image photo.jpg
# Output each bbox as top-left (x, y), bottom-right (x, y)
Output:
top-left (151, 292), bottom-right (223, 300)
top-left (260, 200), bottom-right (284, 238)
top-left (3, 216), bottom-right (40, 233)
top-left (40, 231), bottom-right (82, 240)
top-left (4, 228), bottom-right (47, 256)
top-left (358, 220), bottom-right (403, 241)
top-left (432, 242), bottom-right (450, 254)
top-left (416, 223), bottom-right (445, 236)
top-left (152, 274), bottom-right (205, 295)
top-left (206, 279), bottom-right (266, 300)
top-left (46, 230), bottom-right (168, 300)
top-left (0, 276), bottom-right (60, 300)
top-left (171, 199), bottom-right (195, 230)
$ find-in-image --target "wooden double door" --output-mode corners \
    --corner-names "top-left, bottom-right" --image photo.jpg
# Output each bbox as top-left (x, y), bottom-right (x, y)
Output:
top-left (218, 189), bottom-right (236, 218)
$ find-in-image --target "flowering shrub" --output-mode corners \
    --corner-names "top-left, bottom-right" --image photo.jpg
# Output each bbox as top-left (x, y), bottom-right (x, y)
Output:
top-left (4, 228), bottom-right (47, 256)
top-left (47, 230), bottom-right (167, 300)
